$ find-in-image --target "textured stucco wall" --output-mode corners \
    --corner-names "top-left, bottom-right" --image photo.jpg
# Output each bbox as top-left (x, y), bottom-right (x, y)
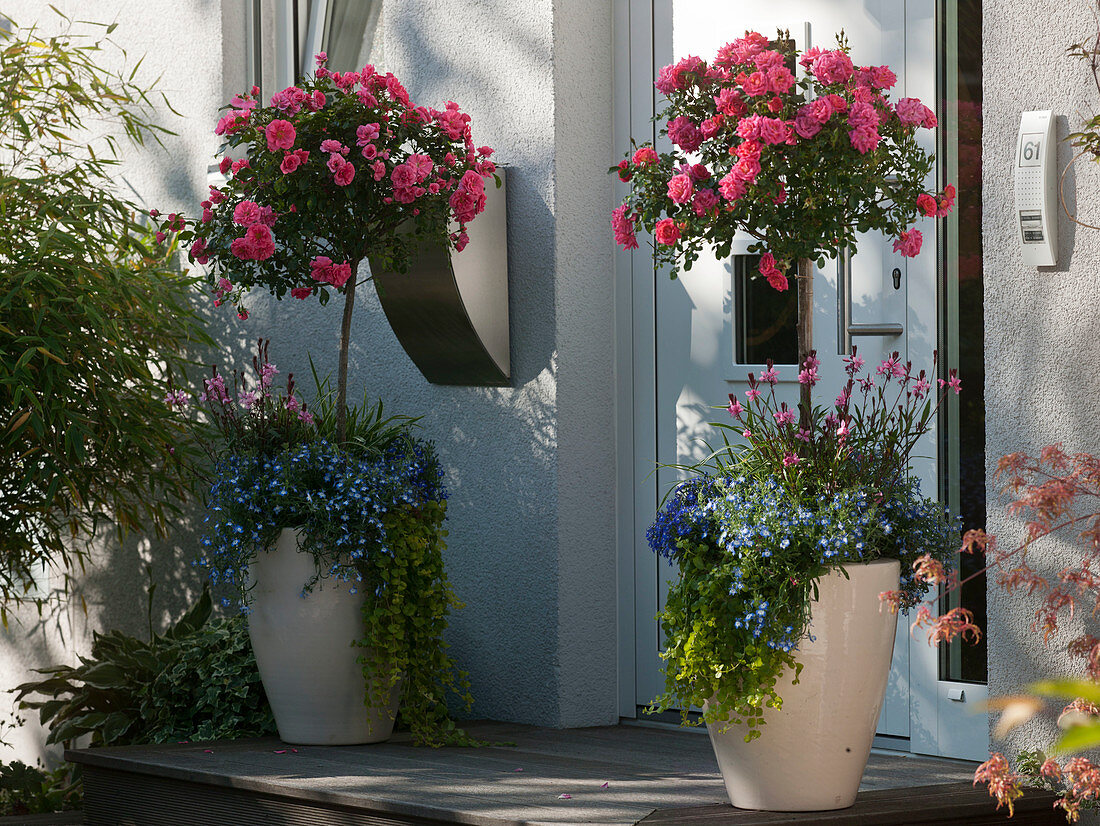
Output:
top-left (0, 1), bottom-right (228, 764)
top-left (370, 0), bottom-right (617, 727)
top-left (984, 0), bottom-right (1100, 767)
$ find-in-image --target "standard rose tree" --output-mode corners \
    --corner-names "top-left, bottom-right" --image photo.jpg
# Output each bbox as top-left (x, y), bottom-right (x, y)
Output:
top-left (612, 31), bottom-right (954, 408)
top-left (156, 53), bottom-right (497, 440)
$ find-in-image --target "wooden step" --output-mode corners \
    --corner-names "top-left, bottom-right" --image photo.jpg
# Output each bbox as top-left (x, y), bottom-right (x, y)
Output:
top-left (66, 722), bottom-right (1062, 826)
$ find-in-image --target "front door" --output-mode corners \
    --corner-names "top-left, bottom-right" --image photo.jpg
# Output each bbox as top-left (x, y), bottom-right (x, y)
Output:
top-left (620, 0), bottom-right (988, 761)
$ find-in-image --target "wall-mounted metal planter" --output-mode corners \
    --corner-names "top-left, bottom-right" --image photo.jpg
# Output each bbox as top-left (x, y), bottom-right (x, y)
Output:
top-left (372, 170), bottom-right (510, 386)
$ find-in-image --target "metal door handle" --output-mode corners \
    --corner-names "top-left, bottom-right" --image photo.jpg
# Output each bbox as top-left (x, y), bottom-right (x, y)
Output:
top-left (837, 247), bottom-right (904, 355)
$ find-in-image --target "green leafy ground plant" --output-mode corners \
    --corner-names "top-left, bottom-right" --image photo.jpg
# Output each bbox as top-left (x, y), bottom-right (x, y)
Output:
top-left (14, 585), bottom-right (275, 748)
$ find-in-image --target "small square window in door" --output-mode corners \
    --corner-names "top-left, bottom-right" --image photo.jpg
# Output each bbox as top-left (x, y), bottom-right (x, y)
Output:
top-left (733, 255), bottom-right (798, 366)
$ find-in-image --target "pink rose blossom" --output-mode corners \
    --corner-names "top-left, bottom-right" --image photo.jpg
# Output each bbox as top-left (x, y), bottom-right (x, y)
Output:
top-left (850, 85), bottom-right (874, 104)
top-left (752, 50), bottom-right (785, 70)
top-left (333, 160), bottom-right (355, 186)
top-left (718, 171), bottom-right (746, 202)
top-left (741, 71), bottom-right (769, 97)
top-left (666, 116), bottom-right (703, 152)
top-left (735, 140), bottom-right (762, 161)
top-left (895, 97), bottom-right (934, 127)
top-left (667, 173), bottom-right (694, 204)
top-left (632, 147), bottom-right (659, 166)
top-left (731, 157), bottom-right (761, 183)
top-left (825, 94), bottom-right (848, 113)
top-left (870, 65), bottom-right (897, 89)
top-left (372, 160), bottom-right (386, 181)
top-left (155, 231), bottom-right (166, 244)
top-left (849, 126), bottom-right (880, 154)
top-left (936, 184), bottom-right (956, 217)
top-left (356, 123), bottom-right (381, 146)
top-left (794, 111), bottom-right (823, 139)
top-left (758, 253), bottom-right (788, 291)
top-left (812, 50), bottom-right (854, 85)
top-left (218, 156), bottom-right (232, 175)
top-left (612, 204), bottom-right (639, 250)
top-left (245, 223), bottom-right (274, 259)
top-left (320, 139), bottom-right (348, 155)
top-left (848, 101), bottom-right (879, 130)
top-left (233, 200), bottom-right (262, 226)
top-left (767, 66), bottom-right (795, 94)
top-left (735, 115), bottom-right (763, 140)
top-left (758, 117), bottom-right (790, 145)
top-left (893, 228), bottom-right (923, 258)
top-left (654, 218), bottom-right (681, 246)
top-left (916, 193), bottom-right (937, 216)
top-left (265, 119), bottom-right (296, 152)
top-left (391, 163), bottom-right (416, 189)
top-left (700, 115), bottom-right (724, 140)
top-left (291, 287), bottom-right (312, 300)
top-left (408, 153), bottom-right (434, 181)
top-left (714, 87), bottom-right (746, 117)
top-left (190, 236), bottom-right (209, 264)
top-left (692, 188), bottom-right (719, 216)
top-left (309, 90), bottom-right (326, 110)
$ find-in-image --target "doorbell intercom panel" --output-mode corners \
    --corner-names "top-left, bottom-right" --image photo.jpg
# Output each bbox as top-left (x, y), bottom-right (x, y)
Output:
top-left (1015, 110), bottom-right (1057, 267)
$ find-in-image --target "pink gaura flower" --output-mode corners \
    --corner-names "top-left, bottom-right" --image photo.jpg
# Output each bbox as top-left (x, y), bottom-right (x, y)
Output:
top-left (795, 428), bottom-right (811, 443)
top-left (893, 228), bottom-right (923, 258)
top-left (727, 394), bottom-right (743, 417)
top-left (782, 452), bottom-right (801, 467)
top-left (774, 408), bottom-right (796, 426)
top-left (759, 366), bottom-right (779, 384)
top-left (745, 387), bottom-right (761, 402)
top-left (654, 218), bottom-right (681, 246)
top-left (265, 119), bottom-right (296, 152)
top-left (667, 173), bottom-right (694, 204)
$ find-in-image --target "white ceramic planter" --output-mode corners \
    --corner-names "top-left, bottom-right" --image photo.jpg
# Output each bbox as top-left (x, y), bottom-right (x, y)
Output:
top-left (706, 559), bottom-right (900, 811)
top-left (247, 528), bottom-right (400, 745)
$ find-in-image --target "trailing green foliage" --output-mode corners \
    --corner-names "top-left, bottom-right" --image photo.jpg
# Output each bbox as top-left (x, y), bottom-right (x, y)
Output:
top-left (0, 12), bottom-right (211, 612)
top-left (363, 499), bottom-right (476, 747)
top-left (0, 760), bottom-right (79, 816)
top-left (14, 586), bottom-right (275, 747)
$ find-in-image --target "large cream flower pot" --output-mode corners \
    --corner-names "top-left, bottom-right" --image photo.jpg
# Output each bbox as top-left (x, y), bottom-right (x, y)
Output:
top-left (247, 528), bottom-right (400, 745)
top-left (706, 559), bottom-right (900, 811)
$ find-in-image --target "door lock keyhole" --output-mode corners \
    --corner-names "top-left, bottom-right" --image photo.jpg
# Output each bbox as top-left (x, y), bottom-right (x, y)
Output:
top-left (892, 267), bottom-right (902, 290)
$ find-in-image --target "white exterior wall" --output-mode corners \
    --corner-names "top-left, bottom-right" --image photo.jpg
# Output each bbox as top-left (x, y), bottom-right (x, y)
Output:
top-left (984, 0), bottom-right (1100, 767)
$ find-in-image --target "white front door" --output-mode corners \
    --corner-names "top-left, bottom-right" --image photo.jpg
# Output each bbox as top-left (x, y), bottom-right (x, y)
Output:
top-left (619, 0), bottom-right (989, 761)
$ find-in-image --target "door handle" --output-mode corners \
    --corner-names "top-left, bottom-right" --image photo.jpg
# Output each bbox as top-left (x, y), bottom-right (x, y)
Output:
top-left (836, 247), bottom-right (904, 355)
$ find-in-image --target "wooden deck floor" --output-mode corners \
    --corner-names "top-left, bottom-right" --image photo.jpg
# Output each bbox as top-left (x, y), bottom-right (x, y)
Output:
top-left (66, 721), bottom-right (1060, 826)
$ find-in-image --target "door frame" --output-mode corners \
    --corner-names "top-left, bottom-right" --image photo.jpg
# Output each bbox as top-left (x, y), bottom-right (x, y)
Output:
top-left (612, 0), bottom-right (989, 760)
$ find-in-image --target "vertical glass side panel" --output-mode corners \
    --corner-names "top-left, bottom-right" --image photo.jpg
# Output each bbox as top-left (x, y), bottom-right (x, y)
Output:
top-left (939, 0), bottom-right (987, 684)
top-left (733, 256), bottom-right (799, 366)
